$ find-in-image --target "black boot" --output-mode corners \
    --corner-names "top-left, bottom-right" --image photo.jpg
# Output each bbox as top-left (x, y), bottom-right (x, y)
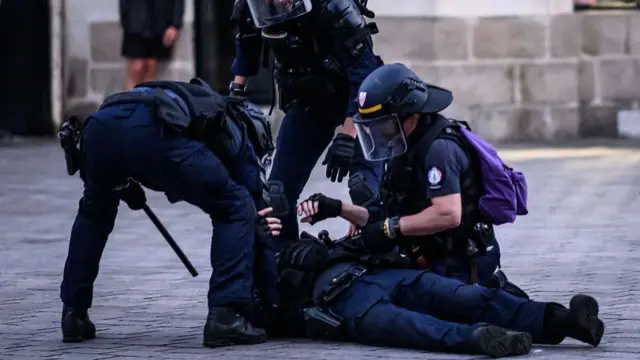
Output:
top-left (203, 307), bottom-right (267, 348)
top-left (544, 295), bottom-right (604, 347)
top-left (61, 307), bottom-right (96, 343)
top-left (468, 326), bottom-right (532, 358)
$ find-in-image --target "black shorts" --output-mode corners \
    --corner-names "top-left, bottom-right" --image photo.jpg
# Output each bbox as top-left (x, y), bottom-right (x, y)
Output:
top-left (121, 33), bottom-right (173, 60)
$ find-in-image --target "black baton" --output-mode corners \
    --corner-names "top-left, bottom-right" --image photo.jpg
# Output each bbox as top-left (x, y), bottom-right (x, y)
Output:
top-left (142, 204), bottom-right (198, 277)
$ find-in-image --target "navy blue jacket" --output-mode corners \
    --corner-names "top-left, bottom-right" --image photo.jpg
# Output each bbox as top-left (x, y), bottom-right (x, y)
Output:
top-left (231, 9), bottom-right (382, 117)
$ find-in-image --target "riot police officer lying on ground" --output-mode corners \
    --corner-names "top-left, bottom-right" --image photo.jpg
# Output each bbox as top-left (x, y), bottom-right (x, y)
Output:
top-left (272, 232), bottom-right (604, 358)
top-left (58, 78), bottom-right (283, 348)
top-left (229, 0), bottom-right (385, 252)
top-left (297, 63), bottom-right (532, 297)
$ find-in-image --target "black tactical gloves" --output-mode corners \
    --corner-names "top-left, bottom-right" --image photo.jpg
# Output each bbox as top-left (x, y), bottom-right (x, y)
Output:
top-left (299, 193), bottom-right (342, 225)
top-left (359, 218), bottom-right (401, 252)
top-left (228, 82), bottom-right (248, 104)
top-left (322, 133), bottom-right (355, 182)
top-left (255, 216), bottom-right (273, 245)
top-left (118, 181), bottom-right (146, 210)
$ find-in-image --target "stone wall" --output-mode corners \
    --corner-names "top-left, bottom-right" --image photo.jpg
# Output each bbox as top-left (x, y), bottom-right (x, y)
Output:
top-left (373, 11), bottom-right (640, 141)
top-left (63, 0), bottom-right (195, 118)
top-left (62, 2), bottom-right (639, 142)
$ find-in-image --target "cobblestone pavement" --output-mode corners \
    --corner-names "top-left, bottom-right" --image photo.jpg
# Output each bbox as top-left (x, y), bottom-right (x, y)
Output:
top-left (1, 140), bottom-right (639, 360)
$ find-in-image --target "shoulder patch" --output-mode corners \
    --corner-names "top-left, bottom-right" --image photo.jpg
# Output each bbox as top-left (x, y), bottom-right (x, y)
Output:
top-left (427, 166), bottom-right (443, 189)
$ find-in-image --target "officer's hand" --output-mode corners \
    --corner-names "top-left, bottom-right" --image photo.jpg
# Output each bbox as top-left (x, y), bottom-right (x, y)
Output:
top-left (118, 181), bottom-right (147, 210)
top-left (346, 222), bottom-right (361, 237)
top-left (228, 88), bottom-right (248, 104)
top-left (257, 207), bottom-right (282, 240)
top-left (297, 193), bottom-right (342, 225)
top-left (322, 133), bottom-right (355, 183)
top-left (360, 220), bottom-right (396, 252)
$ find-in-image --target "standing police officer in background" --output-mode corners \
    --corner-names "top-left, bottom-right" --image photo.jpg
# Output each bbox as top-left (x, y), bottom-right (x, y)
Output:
top-left (296, 63), bottom-right (526, 292)
top-left (229, 0), bottom-right (384, 251)
top-left (59, 78), bottom-right (281, 348)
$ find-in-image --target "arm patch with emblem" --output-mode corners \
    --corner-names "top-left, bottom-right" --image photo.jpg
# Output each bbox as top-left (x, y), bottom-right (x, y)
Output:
top-left (423, 139), bottom-right (470, 197)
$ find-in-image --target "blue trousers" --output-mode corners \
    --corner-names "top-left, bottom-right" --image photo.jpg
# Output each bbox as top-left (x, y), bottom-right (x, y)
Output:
top-left (268, 104), bottom-right (383, 251)
top-left (60, 103), bottom-right (262, 312)
top-left (327, 268), bottom-right (549, 352)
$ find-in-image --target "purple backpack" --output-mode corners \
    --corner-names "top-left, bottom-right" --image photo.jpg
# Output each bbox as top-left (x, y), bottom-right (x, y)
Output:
top-left (417, 116), bottom-right (529, 225)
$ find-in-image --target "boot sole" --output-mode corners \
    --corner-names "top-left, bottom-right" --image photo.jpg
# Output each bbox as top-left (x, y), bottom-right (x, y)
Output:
top-left (62, 331), bottom-right (95, 343)
top-left (61, 322), bottom-right (96, 343)
top-left (569, 295), bottom-right (605, 347)
top-left (478, 326), bottom-right (533, 358)
top-left (203, 333), bottom-right (267, 348)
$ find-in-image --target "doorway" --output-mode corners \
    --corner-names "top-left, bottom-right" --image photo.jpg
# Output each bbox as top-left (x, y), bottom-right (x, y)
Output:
top-left (0, 0), bottom-right (52, 135)
top-left (193, 0), bottom-right (273, 105)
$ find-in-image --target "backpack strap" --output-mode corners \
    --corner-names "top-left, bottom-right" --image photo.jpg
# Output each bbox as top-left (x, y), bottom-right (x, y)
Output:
top-left (406, 114), bottom-right (457, 170)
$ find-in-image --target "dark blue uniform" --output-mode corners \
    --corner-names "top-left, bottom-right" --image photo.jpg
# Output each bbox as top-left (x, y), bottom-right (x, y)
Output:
top-left (313, 263), bottom-right (552, 351)
top-left (421, 139), bottom-right (501, 285)
top-left (60, 88), bottom-right (262, 313)
top-left (232, 0), bottom-right (384, 250)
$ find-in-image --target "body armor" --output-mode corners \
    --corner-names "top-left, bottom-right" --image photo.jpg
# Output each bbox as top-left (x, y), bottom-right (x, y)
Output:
top-left (380, 119), bottom-right (488, 266)
top-left (258, 0), bottom-right (379, 109)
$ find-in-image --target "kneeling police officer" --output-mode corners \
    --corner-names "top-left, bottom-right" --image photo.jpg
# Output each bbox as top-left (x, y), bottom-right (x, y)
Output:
top-left (273, 233), bottom-right (604, 357)
top-left (58, 78), bottom-right (281, 347)
top-left (297, 63), bottom-right (529, 295)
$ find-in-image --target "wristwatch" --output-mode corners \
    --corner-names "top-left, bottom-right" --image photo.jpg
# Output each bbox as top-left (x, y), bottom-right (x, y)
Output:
top-left (384, 216), bottom-right (401, 239)
top-left (229, 81), bottom-right (246, 93)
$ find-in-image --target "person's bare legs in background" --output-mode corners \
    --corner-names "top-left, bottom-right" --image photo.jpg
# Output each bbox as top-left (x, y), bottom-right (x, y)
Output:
top-left (126, 59), bottom-right (147, 90)
top-left (119, 0), bottom-right (184, 89)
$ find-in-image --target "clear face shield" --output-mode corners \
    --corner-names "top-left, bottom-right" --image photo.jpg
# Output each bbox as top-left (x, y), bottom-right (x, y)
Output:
top-left (354, 113), bottom-right (408, 161)
top-left (246, 0), bottom-right (313, 28)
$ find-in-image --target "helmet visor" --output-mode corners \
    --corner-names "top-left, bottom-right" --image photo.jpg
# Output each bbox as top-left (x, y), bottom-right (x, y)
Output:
top-left (354, 113), bottom-right (408, 161)
top-left (246, 0), bottom-right (313, 28)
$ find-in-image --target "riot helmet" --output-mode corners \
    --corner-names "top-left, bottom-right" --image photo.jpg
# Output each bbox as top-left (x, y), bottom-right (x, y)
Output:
top-left (353, 63), bottom-right (453, 161)
top-left (246, 0), bottom-right (313, 28)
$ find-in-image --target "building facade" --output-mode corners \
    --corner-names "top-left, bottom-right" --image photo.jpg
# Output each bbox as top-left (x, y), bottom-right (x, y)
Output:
top-left (59, 0), bottom-right (640, 142)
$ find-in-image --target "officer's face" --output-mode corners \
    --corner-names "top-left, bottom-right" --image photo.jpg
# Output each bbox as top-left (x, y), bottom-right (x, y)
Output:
top-left (266, 0), bottom-right (294, 10)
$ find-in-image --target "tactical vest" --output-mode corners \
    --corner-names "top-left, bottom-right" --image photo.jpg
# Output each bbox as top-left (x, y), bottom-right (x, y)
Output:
top-left (380, 117), bottom-right (484, 263)
top-left (134, 79), bottom-right (228, 140)
top-left (260, 0), bottom-right (379, 109)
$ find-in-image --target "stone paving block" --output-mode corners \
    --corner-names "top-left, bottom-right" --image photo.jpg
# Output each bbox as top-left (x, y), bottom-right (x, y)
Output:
top-left (173, 24), bottom-right (194, 62)
top-left (65, 57), bottom-right (88, 99)
top-left (468, 107), bottom-right (545, 142)
top-left (578, 60), bottom-right (595, 102)
top-left (630, 13), bottom-right (640, 55)
top-left (549, 106), bottom-right (580, 139)
top-left (63, 102), bottom-right (100, 123)
top-left (90, 68), bottom-right (126, 96)
top-left (581, 13), bottom-right (629, 55)
top-left (90, 22), bottom-right (123, 63)
top-left (373, 17), bottom-right (468, 62)
top-left (1, 142), bottom-right (640, 359)
top-left (520, 62), bottom-right (578, 104)
top-left (473, 17), bottom-right (546, 59)
top-left (550, 14), bottom-right (582, 58)
top-left (413, 63), bottom-right (514, 106)
top-left (599, 58), bottom-right (640, 101)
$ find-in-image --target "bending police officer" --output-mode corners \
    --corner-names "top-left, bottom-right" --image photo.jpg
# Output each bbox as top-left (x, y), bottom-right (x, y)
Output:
top-left (272, 233), bottom-right (604, 357)
top-left (229, 0), bottom-right (385, 250)
top-left (59, 78), bottom-right (281, 347)
top-left (296, 63), bottom-right (528, 292)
